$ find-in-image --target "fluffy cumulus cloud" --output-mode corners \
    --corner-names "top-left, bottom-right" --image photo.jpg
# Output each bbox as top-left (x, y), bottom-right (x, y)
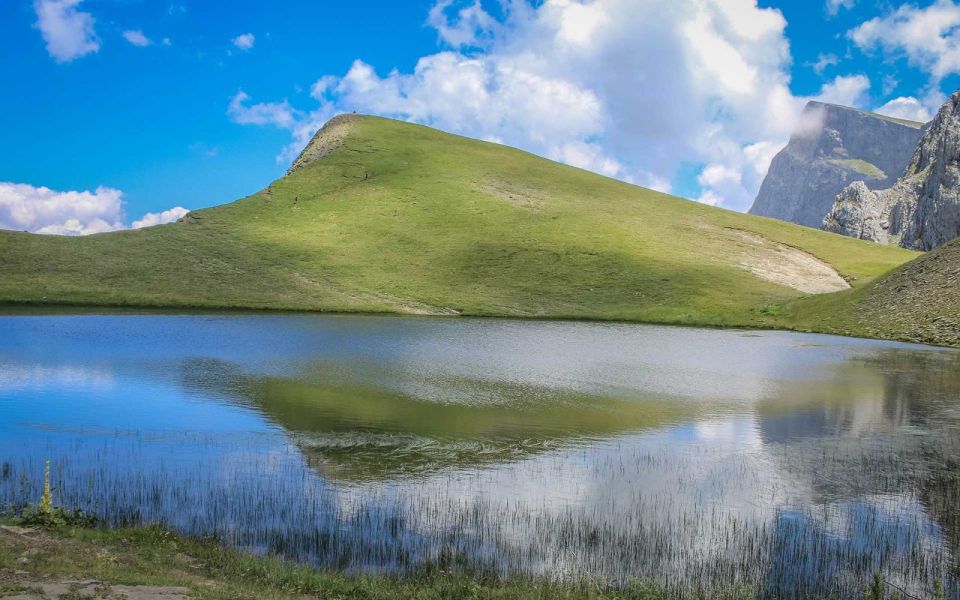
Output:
top-left (122, 29), bottom-right (151, 47)
top-left (0, 183), bottom-right (124, 235)
top-left (875, 96), bottom-right (934, 122)
top-left (0, 183), bottom-right (188, 236)
top-left (230, 0), bottom-right (881, 211)
top-left (228, 91), bottom-right (298, 128)
top-left (33, 0), bottom-right (100, 63)
top-left (849, 0), bottom-right (960, 81)
top-left (846, 0), bottom-right (960, 122)
top-left (131, 206), bottom-right (190, 229)
top-left (232, 33), bottom-right (255, 50)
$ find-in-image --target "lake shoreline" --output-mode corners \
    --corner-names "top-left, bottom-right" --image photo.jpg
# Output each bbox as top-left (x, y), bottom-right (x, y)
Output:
top-left (0, 299), bottom-right (955, 350)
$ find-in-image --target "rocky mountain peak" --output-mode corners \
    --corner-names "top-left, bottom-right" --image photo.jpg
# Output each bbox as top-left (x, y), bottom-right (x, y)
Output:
top-left (823, 88), bottom-right (960, 250)
top-left (749, 101), bottom-right (925, 229)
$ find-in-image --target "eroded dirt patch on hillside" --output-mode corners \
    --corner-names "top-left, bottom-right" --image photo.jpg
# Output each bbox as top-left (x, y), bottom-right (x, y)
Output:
top-left (476, 179), bottom-right (549, 211)
top-left (728, 229), bottom-right (850, 294)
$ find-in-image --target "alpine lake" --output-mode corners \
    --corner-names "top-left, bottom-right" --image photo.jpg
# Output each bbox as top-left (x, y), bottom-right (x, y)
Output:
top-left (1, 313), bottom-right (957, 598)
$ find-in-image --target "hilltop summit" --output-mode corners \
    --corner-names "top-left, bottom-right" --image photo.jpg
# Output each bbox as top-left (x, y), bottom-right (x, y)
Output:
top-left (287, 113), bottom-right (363, 175)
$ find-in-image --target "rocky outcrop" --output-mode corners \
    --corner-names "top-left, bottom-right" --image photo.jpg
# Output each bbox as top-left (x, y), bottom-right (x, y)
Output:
top-left (287, 114), bottom-right (361, 175)
top-left (749, 101), bottom-right (925, 228)
top-left (824, 89), bottom-right (960, 250)
top-left (821, 181), bottom-right (891, 242)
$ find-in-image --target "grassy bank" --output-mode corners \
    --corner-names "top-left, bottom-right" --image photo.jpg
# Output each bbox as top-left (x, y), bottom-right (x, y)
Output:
top-left (2, 115), bottom-right (935, 343)
top-left (779, 238), bottom-right (960, 347)
top-left (0, 519), bottom-right (749, 600)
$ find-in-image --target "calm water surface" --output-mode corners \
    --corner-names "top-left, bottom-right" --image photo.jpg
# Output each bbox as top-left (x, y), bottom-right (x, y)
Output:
top-left (0, 314), bottom-right (957, 598)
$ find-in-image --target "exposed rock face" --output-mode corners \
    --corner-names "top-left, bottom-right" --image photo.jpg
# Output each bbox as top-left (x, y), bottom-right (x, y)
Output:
top-left (287, 113), bottom-right (361, 175)
top-left (749, 101), bottom-right (925, 228)
top-left (824, 89), bottom-right (960, 250)
top-left (821, 181), bottom-right (891, 242)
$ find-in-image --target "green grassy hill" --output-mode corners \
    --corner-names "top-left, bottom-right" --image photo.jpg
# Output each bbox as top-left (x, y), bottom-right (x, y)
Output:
top-left (0, 115), bottom-right (926, 335)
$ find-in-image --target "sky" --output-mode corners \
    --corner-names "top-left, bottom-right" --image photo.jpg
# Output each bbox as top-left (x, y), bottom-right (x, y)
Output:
top-left (2, 0), bottom-right (960, 235)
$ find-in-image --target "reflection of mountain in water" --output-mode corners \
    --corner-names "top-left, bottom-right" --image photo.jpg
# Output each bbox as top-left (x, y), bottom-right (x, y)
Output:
top-left (179, 358), bottom-right (693, 480)
top-left (757, 349), bottom-right (960, 581)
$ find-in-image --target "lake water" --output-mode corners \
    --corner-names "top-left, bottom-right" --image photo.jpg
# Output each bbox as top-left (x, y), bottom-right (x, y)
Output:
top-left (0, 314), bottom-right (957, 598)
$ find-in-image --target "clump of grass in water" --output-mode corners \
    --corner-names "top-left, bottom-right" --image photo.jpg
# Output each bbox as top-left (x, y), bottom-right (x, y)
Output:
top-left (17, 461), bottom-right (93, 529)
top-left (865, 573), bottom-right (885, 600)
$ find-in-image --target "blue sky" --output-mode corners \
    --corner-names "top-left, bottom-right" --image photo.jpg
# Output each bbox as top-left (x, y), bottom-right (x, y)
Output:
top-left (2, 0), bottom-right (960, 234)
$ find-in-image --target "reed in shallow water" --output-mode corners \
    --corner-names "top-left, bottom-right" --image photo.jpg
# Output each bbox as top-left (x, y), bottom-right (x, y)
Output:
top-left (0, 423), bottom-right (956, 600)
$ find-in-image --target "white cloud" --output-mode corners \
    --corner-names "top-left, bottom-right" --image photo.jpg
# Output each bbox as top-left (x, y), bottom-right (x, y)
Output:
top-left (875, 96), bottom-right (933, 122)
top-left (427, 0), bottom-right (497, 47)
top-left (0, 182), bottom-right (188, 236)
top-left (815, 73), bottom-right (871, 106)
top-left (695, 190), bottom-right (724, 207)
top-left (556, 141), bottom-right (626, 178)
top-left (810, 52), bottom-right (839, 75)
top-left (132, 206), bottom-right (190, 229)
top-left (228, 0), bottom-right (878, 211)
top-left (882, 74), bottom-right (899, 95)
top-left (0, 183), bottom-right (123, 235)
top-left (227, 91), bottom-right (299, 128)
top-left (696, 164), bottom-right (743, 206)
top-left (122, 29), bottom-right (151, 47)
top-left (849, 0), bottom-right (960, 83)
top-left (826, 0), bottom-right (855, 17)
top-left (232, 33), bottom-right (255, 50)
top-left (33, 0), bottom-right (100, 63)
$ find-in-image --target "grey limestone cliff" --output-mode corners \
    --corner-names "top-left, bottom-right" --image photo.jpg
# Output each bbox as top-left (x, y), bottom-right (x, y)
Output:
top-left (821, 181), bottom-right (890, 242)
top-left (749, 101), bottom-right (925, 228)
top-left (824, 89), bottom-right (960, 250)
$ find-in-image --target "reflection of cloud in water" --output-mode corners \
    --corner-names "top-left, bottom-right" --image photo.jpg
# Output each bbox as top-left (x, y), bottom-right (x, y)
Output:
top-left (322, 407), bottom-right (954, 596)
top-left (352, 323), bottom-right (858, 403)
top-left (0, 362), bottom-right (115, 390)
top-left (326, 418), bottom-right (788, 586)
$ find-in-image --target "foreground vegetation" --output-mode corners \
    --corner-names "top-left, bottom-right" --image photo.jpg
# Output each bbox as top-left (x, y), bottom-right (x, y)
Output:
top-left (0, 517), bottom-right (740, 600)
top-left (2, 115), bottom-right (942, 343)
top-left (2, 515), bottom-right (951, 599)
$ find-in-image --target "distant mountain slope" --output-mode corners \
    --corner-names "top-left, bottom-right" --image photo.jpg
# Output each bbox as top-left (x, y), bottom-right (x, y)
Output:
top-left (824, 89), bottom-right (960, 250)
top-left (749, 101), bottom-right (925, 228)
top-left (0, 115), bottom-right (915, 333)
top-left (787, 238), bottom-right (960, 347)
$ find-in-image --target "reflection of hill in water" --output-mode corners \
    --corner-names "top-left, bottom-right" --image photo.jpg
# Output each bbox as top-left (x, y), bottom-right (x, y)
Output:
top-left (166, 342), bottom-right (960, 594)
top-left (179, 347), bottom-right (960, 578)
top-left (180, 358), bottom-right (692, 481)
top-left (756, 349), bottom-right (960, 447)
